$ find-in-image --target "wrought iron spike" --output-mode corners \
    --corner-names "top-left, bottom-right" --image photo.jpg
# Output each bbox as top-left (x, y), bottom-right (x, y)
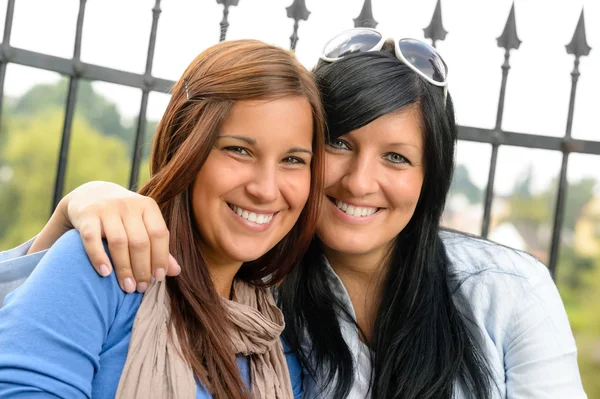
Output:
top-left (216, 0), bottom-right (239, 6)
top-left (286, 0), bottom-right (310, 51)
top-left (353, 0), bottom-right (378, 29)
top-left (145, 0), bottom-right (161, 74)
top-left (497, 2), bottom-right (521, 51)
top-left (217, 0), bottom-right (240, 42)
top-left (423, 0), bottom-right (447, 47)
top-left (566, 9), bottom-right (591, 58)
top-left (286, 0), bottom-right (310, 21)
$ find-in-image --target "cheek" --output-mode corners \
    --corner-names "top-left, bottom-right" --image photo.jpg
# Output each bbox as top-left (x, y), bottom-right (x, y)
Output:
top-left (388, 172), bottom-right (424, 210)
top-left (282, 170), bottom-right (312, 209)
top-left (191, 172), bottom-right (207, 209)
top-left (323, 154), bottom-right (346, 189)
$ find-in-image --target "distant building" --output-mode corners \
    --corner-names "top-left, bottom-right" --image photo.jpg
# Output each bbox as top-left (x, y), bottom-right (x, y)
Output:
top-left (442, 193), bottom-right (483, 235)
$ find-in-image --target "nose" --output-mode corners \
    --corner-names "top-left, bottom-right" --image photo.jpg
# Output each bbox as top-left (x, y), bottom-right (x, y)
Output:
top-left (341, 153), bottom-right (378, 197)
top-left (245, 162), bottom-right (279, 203)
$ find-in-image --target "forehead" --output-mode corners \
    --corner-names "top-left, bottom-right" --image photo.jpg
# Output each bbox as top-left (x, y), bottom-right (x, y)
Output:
top-left (220, 97), bottom-right (314, 145)
top-left (346, 106), bottom-right (424, 150)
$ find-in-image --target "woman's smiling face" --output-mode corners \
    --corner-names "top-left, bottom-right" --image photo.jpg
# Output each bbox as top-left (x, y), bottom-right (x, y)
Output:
top-left (192, 96), bottom-right (314, 268)
top-left (316, 106), bottom-right (425, 260)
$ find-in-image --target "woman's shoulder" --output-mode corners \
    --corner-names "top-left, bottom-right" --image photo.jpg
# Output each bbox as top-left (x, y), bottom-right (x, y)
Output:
top-left (439, 229), bottom-right (570, 341)
top-left (47, 228), bottom-right (89, 257)
top-left (34, 229), bottom-right (108, 284)
top-left (440, 228), bottom-right (549, 285)
top-left (440, 231), bottom-right (585, 397)
top-left (0, 229), bottom-right (141, 398)
top-left (7, 229), bottom-right (138, 312)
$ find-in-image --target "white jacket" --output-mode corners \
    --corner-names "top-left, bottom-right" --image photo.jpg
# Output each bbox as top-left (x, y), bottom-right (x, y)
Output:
top-left (302, 230), bottom-right (587, 398)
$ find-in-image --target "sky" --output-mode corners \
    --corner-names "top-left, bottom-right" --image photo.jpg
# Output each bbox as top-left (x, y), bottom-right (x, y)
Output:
top-left (0, 0), bottom-right (599, 196)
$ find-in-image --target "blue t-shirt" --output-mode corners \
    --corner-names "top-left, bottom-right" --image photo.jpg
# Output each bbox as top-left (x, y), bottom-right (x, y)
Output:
top-left (0, 230), bottom-right (303, 398)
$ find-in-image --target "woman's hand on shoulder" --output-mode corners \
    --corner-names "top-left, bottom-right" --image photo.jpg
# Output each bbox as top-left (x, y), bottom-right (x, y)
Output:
top-left (30, 181), bottom-right (180, 293)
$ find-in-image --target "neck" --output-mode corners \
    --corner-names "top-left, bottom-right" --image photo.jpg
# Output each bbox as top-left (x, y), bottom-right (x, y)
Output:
top-left (200, 245), bottom-right (243, 299)
top-left (323, 245), bottom-right (390, 285)
top-left (209, 264), bottom-right (241, 298)
top-left (323, 244), bottom-right (392, 342)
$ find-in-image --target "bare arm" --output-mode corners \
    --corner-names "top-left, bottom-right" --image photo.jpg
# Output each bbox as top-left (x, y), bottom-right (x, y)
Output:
top-left (28, 181), bottom-right (180, 293)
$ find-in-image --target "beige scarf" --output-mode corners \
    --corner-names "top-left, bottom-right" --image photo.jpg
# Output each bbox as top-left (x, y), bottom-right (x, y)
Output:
top-left (115, 279), bottom-right (293, 399)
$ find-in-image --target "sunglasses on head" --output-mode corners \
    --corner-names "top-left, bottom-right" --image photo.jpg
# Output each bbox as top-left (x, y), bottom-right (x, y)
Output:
top-left (320, 28), bottom-right (449, 105)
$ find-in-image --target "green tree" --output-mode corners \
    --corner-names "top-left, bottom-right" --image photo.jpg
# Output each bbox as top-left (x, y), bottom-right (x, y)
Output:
top-left (563, 177), bottom-right (597, 231)
top-left (512, 165), bottom-right (534, 198)
top-left (0, 108), bottom-right (131, 249)
top-left (504, 167), bottom-right (596, 231)
top-left (11, 79), bottom-right (131, 143)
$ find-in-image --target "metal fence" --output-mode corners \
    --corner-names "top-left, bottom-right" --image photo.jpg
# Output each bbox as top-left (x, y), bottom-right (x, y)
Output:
top-left (0, 0), bottom-right (596, 278)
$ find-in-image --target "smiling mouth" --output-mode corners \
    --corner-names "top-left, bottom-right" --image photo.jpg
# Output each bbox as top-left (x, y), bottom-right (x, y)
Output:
top-left (327, 196), bottom-right (381, 218)
top-left (227, 203), bottom-right (277, 225)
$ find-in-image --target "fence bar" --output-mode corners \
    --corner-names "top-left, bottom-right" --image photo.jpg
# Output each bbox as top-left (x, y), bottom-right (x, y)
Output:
top-left (548, 9), bottom-right (591, 277)
top-left (129, 0), bottom-right (162, 190)
top-left (457, 126), bottom-right (599, 154)
top-left (5, 47), bottom-right (173, 93)
top-left (286, 0), bottom-right (310, 51)
top-left (217, 0), bottom-right (239, 42)
top-left (481, 3), bottom-right (521, 237)
top-left (0, 0), bottom-right (16, 132)
top-left (52, 0), bottom-right (88, 211)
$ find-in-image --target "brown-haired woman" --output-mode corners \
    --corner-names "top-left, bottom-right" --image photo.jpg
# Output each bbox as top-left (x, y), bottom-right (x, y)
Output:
top-left (0, 39), bottom-right (325, 399)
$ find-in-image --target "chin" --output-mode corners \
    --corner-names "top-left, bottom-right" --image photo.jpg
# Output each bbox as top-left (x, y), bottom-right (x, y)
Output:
top-left (227, 246), bottom-right (272, 264)
top-left (320, 237), bottom-right (371, 256)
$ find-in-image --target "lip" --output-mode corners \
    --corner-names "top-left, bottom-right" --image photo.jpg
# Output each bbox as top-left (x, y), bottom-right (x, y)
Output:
top-left (227, 203), bottom-right (277, 232)
top-left (327, 196), bottom-right (382, 224)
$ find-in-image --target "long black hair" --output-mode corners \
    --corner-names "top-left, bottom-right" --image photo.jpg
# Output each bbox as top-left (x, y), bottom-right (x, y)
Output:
top-left (279, 48), bottom-right (495, 398)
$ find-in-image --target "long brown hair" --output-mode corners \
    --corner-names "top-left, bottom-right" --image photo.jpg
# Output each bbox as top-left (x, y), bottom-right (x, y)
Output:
top-left (138, 40), bottom-right (325, 398)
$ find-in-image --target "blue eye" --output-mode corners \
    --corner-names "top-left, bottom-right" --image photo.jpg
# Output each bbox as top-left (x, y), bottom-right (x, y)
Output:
top-left (328, 139), bottom-right (350, 150)
top-left (384, 152), bottom-right (408, 164)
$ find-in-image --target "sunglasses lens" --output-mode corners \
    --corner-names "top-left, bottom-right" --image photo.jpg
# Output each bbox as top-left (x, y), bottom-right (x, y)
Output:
top-left (398, 39), bottom-right (448, 83)
top-left (323, 29), bottom-right (383, 59)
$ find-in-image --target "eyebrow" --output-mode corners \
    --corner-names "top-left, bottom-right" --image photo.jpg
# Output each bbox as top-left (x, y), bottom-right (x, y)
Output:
top-left (217, 135), bottom-right (256, 145)
top-left (218, 135), bottom-right (313, 156)
top-left (387, 142), bottom-right (422, 151)
top-left (287, 147), bottom-right (313, 156)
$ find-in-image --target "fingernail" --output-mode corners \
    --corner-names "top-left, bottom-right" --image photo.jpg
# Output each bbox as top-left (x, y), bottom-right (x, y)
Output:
top-left (169, 254), bottom-right (181, 276)
top-left (123, 278), bottom-right (136, 293)
top-left (99, 264), bottom-right (111, 277)
top-left (154, 268), bottom-right (166, 281)
top-left (136, 282), bottom-right (148, 293)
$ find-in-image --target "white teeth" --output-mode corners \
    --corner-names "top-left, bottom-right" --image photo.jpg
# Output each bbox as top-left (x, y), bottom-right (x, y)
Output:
top-left (230, 205), bottom-right (274, 225)
top-left (334, 199), bottom-right (378, 218)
